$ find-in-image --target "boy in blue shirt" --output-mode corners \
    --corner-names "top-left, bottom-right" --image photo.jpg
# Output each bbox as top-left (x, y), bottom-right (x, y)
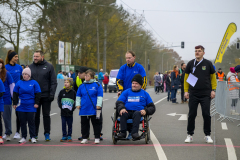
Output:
top-left (116, 74), bottom-right (155, 140)
top-left (58, 78), bottom-right (76, 142)
top-left (13, 68), bottom-right (41, 143)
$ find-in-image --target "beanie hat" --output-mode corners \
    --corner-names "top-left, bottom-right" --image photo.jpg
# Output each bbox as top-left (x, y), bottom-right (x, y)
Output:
top-left (234, 65), bottom-right (240, 73)
top-left (22, 68), bottom-right (31, 77)
top-left (230, 67), bottom-right (235, 73)
top-left (131, 74), bottom-right (143, 86)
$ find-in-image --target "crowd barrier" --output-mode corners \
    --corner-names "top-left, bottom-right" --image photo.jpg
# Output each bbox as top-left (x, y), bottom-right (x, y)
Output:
top-left (211, 81), bottom-right (240, 127)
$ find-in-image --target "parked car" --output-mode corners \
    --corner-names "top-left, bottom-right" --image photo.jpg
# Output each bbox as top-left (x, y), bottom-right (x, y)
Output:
top-left (108, 69), bottom-right (119, 93)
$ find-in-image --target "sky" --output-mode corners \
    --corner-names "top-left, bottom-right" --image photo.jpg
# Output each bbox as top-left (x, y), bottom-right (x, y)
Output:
top-left (116, 0), bottom-right (240, 60)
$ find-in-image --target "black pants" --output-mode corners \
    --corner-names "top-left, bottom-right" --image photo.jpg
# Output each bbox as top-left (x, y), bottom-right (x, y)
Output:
top-left (61, 116), bottom-right (73, 137)
top-left (15, 111), bottom-right (20, 133)
top-left (181, 83), bottom-right (187, 102)
top-left (187, 94), bottom-right (211, 136)
top-left (104, 84), bottom-right (108, 92)
top-left (18, 112), bottom-right (35, 139)
top-left (120, 111), bottom-right (141, 134)
top-left (35, 97), bottom-right (52, 136)
top-left (0, 112), bottom-right (2, 136)
top-left (81, 115), bottom-right (101, 139)
top-left (155, 86), bottom-right (160, 93)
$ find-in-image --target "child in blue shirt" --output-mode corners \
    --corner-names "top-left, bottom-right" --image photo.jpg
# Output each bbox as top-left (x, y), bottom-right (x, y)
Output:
top-left (57, 78), bottom-right (76, 142)
top-left (13, 68), bottom-right (41, 143)
top-left (0, 79), bottom-right (5, 144)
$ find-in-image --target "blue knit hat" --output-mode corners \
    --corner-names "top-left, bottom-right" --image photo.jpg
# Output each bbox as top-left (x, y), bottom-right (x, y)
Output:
top-left (234, 65), bottom-right (240, 73)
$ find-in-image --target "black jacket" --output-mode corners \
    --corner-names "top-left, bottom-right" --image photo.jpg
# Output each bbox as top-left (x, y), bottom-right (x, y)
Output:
top-left (57, 89), bottom-right (76, 116)
top-left (29, 59), bottom-right (57, 97)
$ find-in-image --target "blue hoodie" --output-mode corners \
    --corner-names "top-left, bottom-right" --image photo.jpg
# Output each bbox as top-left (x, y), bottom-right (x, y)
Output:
top-left (76, 79), bottom-right (103, 116)
top-left (5, 64), bottom-right (23, 83)
top-left (13, 79), bottom-right (41, 112)
top-left (0, 79), bottom-right (6, 112)
top-left (3, 72), bottom-right (14, 105)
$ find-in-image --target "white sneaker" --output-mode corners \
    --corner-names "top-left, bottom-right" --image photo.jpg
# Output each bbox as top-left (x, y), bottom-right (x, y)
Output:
top-left (6, 135), bottom-right (11, 141)
top-left (184, 135), bottom-right (193, 143)
top-left (0, 137), bottom-right (3, 144)
top-left (31, 138), bottom-right (37, 143)
top-left (19, 138), bottom-right (26, 143)
top-left (204, 136), bottom-right (213, 143)
top-left (81, 139), bottom-right (88, 144)
top-left (231, 110), bottom-right (240, 116)
top-left (13, 132), bottom-right (21, 139)
top-left (95, 138), bottom-right (100, 144)
top-left (2, 134), bottom-right (6, 139)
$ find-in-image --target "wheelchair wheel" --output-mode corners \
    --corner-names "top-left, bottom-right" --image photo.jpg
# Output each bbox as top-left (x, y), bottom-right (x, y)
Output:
top-left (112, 111), bottom-right (118, 144)
top-left (145, 116), bottom-right (150, 144)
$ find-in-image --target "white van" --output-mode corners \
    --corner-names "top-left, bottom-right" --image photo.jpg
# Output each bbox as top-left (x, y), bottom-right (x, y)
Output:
top-left (108, 69), bottom-right (119, 93)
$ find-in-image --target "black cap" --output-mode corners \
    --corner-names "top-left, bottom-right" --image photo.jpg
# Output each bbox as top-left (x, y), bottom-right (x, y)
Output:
top-left (79, 66), bottom-right (88, 73)
top-left (234, 65), bottom-right (240, 73)
top-left (218, 68), bottom-right (222, 70)
top-left (131, 74), bottom-right (143, 86)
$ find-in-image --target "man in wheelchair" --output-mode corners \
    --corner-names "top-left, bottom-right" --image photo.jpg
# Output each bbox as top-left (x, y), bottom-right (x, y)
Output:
top-left (116, 74), bottom-right (156, 140)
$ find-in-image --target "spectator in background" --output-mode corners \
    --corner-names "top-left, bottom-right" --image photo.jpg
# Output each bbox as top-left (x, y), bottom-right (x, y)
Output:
top-left (103, 72), bottom-right (109, 93)
top-left (21, 64), bottom-right (26, 70)
top-left (0, 79), bottom-right (5, 144)
top-left (98, 69), bottom-right (104, 86)
top-left (68, 70), bottom-right (76, 81)
top-left (166, 71), bottom-right (171, 101)
top-left (159, 72), bottom-right (164, 93)
top-left (216, 68), bottom-right (226, 81)
top-left (171, 65), bottom-right (181, 104)
top-left (26, 65), bottom-right (29, 68)
top-left (163, 71), bottom-right (168, 92)
top-left (180, 63), bottom-right (187, 104)
top-left (5, 50), bottom-right (23, 141)
top-left (154, 72), bottom-right (161, 94)
top-left (62, 72), bottom-right (68, 79)
top-left (57, 71), bottom-right (64, 79)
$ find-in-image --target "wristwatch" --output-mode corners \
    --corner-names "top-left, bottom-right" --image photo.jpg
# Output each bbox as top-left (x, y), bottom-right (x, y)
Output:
top-left (212, 89), bottom-right (216, 92)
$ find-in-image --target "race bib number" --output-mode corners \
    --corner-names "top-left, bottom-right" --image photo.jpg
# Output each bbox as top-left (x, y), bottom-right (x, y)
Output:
top-left (128, 96), bottom-right (140, 102)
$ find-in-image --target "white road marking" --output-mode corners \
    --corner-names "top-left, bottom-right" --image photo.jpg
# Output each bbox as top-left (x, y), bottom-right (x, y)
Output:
top-left (224, 138), bottom-right (237, 160)
top-left (154, 96), bottom-right (167, 105)
top-left (113, 96), bottom-right (118, 98)
top-left (50, 113), bottom-right (57, 116)
top-left (167, 113), bottom-right (187, 120)
top-left (151, 96), bottom-right (168, 160)
top-left (103, 99), bottom-right (109, 101)
top-left (221, 122), bottom-right (228, 130)
top-left (150, 130), bottom-right (168, 160)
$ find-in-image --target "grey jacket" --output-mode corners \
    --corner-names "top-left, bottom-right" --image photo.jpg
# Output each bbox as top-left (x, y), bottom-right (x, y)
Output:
top-left (154, 75), bottom-right (161, 87)
top-left (226, 72), bottom-right (240, 99)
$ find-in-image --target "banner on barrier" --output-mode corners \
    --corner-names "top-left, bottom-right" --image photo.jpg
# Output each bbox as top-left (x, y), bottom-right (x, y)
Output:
top-left (58, 41), bottom-right (64, 64)
top-left (65, 42), bottom-right (71, 65)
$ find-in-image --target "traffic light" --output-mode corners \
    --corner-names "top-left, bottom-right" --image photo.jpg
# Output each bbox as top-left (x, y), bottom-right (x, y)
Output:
top-left (237, 42), bottom-right (239, 50)
top-left (181, 41), bottom-right (184, 49)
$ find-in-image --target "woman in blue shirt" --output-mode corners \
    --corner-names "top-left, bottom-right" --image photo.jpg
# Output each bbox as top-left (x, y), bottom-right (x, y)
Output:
top-left (13, 68), bottom-right (41, 143)
top-left (5, 50), bottom-right (23, 140)
top-left (0, 59), bottom-right (15, 141)
top-left (0, 79), bottom-right (5, 144)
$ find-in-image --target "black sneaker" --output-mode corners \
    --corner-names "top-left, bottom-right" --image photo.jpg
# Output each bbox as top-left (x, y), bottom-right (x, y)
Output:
top-left (132, 133), bottom-right (141, 140)
top-left (117, 132), bottom-right (126, 138)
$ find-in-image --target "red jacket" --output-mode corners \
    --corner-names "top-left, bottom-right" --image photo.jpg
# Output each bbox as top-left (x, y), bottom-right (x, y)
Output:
top-left (103, 75), bottom-right (109, 84)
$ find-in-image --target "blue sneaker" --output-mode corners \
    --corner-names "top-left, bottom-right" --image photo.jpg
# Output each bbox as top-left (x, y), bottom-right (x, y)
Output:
top-left (126, 133), bottom-right (132, 140)
top-left (45, 133), bottom-right (51, 141)
top-left (67, 136), bottom-right (72, 142)
top-left (60, 137), bottom-right (67, 142)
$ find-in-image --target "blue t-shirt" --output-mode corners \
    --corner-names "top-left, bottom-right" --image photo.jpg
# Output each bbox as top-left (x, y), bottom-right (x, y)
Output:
top-left (0, 79), bottom-right (6, 112)
top-left (117, 62), bottom-right (146, 91)
top-left (5, 64), bottom-right (23, 83)
top-left (14, 80), bottom-right (41, 112)
top-left (3, 72), bottom-right (14, 105)
top-left (117, 88), bottom-right (153, 111)
top-left (57, 74), bottom-right (64, 79)
top-left (98, 72), bottom-right (104, 80)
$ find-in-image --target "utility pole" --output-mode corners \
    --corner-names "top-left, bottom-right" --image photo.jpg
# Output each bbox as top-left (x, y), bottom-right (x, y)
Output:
top-left (97, 19), bottom-right (99, 72)
top-left (145, 51), bottom-right (147, 71)
top-left (127, 33), bottom-right (128, 51)
top-left (103, 23), bottom-right (107, 72)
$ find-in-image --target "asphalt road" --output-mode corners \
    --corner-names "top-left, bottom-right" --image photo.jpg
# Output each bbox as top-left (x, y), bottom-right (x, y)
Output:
top-left (0, 88), bottom-right (239, 160)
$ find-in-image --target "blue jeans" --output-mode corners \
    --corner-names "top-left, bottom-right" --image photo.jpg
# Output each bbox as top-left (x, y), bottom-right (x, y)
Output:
top-left (171, 89), bottom-right (177, 103)
top-left (98, 80), bottom-right (103, 86)
top-left (3, 105), bottom-right (12, 135)
top-left (167, 89), bottom-right (171, 101)
top-left (61, 116), bottom-right (73, 137)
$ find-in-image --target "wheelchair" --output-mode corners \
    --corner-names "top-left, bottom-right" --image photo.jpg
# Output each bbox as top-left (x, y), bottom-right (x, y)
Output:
top-left (111, 108), bottom-right (152, 144)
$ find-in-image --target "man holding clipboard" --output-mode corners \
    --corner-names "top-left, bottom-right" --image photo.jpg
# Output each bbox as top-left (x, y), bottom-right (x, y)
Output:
top-left (183, 45), bottom-right (217, 143)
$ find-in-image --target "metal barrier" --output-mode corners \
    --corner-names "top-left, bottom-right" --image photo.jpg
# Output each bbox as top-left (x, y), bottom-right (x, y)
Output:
top-left (212, 81), bottom-right (240, 126)
top-left (55, 79), bottom-right (65, 97)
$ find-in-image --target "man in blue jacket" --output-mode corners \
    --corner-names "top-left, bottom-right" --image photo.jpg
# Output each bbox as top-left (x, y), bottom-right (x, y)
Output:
top-left (116, 74), bottom-right (155, 140)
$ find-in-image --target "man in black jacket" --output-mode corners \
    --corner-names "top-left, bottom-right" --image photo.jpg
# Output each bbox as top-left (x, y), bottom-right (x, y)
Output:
top-left (179, 63), bottom-right (187, 103)
top-left (29, 50), bottom-right (57, 141)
